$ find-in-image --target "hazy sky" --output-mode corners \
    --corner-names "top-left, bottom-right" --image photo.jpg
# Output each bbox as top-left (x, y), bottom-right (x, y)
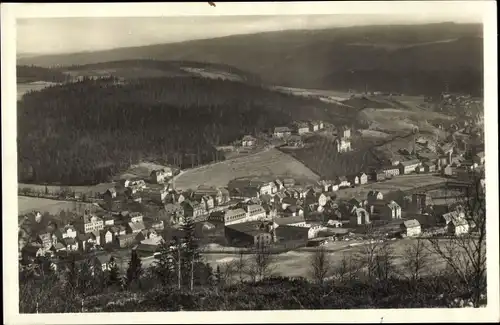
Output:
top-left (17, 15), bottom-right (482, 55)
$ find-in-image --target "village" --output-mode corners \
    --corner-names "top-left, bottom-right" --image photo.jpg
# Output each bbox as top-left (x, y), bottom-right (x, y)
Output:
top-left (18, 109), bottom-right (486, 275)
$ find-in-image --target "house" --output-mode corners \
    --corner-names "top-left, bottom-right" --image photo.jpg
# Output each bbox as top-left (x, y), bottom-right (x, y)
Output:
top-left (166, 192), bottom-right (185, 205)
top-left (103, 215), bottom-right (115, 226)
top-left (286, 135), bottom-right (304, 147)
top-left (334, 138), bottom-right (351, 153)
top-left (415, 165), bottom-right (426, 174)
top-left (309, 121), bottom-right (321, 132)
top-left (274, 179), bottom-right (285, 191)
top-left (201, 195), bottom-right (215, 211)
top-left (293, 122), bottom-right (310, 135)
top-left (370, 169), bottom-right (386, 182)
top-left (222, 208), bottom-right (248, 225)
top-left (473, 152), bottom-right (485, 165)
top-left (77, 232), bottom-right (100, 251)
top-left (245, 204), bottom-right (267, 222)
top-left (116, 233), bottom-right (138, 248)
top-left (103, 187), bottom-right (117, 200)
top-left (273, 192), bottom-right (287, 203)
top-left (398, 159), bottom-right (421, 175)
top-left (340, 126), bottom-right (351, 139)
top-left (193, 185), bottom-right (227, 205)
top-left (227, 179), bottom-right (275, 198)
top-left (381, 166), bottom-right (400, 178)
top-left (150, 220), bottom-right (165, 231)
top-left (358, 173), bottom-right (368, 185)
top-left (349, 208), bottom-right (370, 226)
top-left (347, 175), bottom-right (360, 186)
top-left (182, 200), bottom-right (207, 219)
top-left (75, 211), bottom-right (104, 234)
top-left (61, 237), bottom-right (79, 251)
top-left (102, 229), bottom-right (114, 245)
top-left (411, 193), bottom-right (431, 214)
top-left (142, 186), bottom-right (168, 204)
top-left (336, 176), bottom-right (350, 188)
top-left (348, 198), bottom-right (363, 209)
top-left (127, 220), bottom-right (146, 234)
top-left (306, 192), bottom-right (329, 207)
top-left (422, 162), bottom-right (437, 173)
top-left (150, 168), bottom-right (172, 184)
top-left (367, 190), bottom-right (384, 203)
top-left (401, 219), bottom-right (422, 237)
top-left (241, 135), bottom-right (257, 147)
top-left (369, 200), bottom-right (402, 221)
top-left (273, 126), bottom-right (292, 138)
top-left (283, 205), bottom-right (305, 218)
top-left (225, 221), bottom-right (274, 248)
top-left (37, 233), bottom-right (53, 251)
top-left (318, 180), bottom-right (333, 192)
top-left (447, 218), bottom-right (470, 236)
top-left (129, 212), bottom-right (143, 223)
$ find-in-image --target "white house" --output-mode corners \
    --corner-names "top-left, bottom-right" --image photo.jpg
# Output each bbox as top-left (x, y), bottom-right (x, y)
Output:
top-left (401, 219), bottom-right (422, 237)
top-left (335, 138), bottom-right (352, 153)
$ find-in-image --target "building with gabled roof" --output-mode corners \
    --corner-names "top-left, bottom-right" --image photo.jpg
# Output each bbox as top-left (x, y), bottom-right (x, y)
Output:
top-left (401, 219), bottom-right (421, 237)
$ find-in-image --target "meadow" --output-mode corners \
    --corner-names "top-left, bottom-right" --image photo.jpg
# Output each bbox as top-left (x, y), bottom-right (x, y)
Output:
top-left (172, 148), bottom-right (320, 190)
top-left (333, 174), bottom-right (448, 201)
top-left (18, 196), bottom-right (98, 216)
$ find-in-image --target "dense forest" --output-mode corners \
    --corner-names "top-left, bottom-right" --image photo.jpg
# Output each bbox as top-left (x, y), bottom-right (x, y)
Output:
top-left (17, 76), bottom-right (352, 185)
top-left (17, 65), bottom-right (69, 83)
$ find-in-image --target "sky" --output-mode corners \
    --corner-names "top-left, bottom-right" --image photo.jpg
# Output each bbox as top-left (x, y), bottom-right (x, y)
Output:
top-left (17, 14), bottom-right (482, 55)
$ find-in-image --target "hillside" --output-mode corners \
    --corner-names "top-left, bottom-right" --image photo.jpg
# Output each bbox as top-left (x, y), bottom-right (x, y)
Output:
top-left (18, 23), bottom-right (483, 96)
top-left (17, 74), bottom-right (354, 185)
top-left (17, 65), bottom-right (69, 83)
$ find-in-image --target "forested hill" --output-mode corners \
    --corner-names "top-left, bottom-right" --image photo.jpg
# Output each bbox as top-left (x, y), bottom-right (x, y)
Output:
top-left (17, 65), bottom-right (69, 83)
top-left (17, 76), bottom-right (352, 185)
top-left (17, 23), bottom-right (483, 96)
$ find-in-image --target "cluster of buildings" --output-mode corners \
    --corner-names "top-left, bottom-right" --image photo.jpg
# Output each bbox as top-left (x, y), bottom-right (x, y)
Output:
top-left (370, 132), bottom-right (485, 182)
top-left (19, 207), bottom-right (165, 265)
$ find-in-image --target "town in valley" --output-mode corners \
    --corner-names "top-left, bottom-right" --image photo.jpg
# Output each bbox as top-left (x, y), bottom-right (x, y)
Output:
top-left (14, 13), bottom-right (488, 312)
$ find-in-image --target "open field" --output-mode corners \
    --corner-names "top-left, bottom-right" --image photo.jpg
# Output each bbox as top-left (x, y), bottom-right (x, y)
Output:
top-left (18, 182), bottom-right (114, 196)
top-left (17, 82), bottom-right (60, 100)
top-left (359, 108), bottom-right (453, 136)
top-left (18, 196), bottom-right (100, 215)
top-left (172, 148), bottom-right (320, 190)
top-left (200, 237), bottom-right (457, 280)
top-left (334, 174), bottom-right (448, 201)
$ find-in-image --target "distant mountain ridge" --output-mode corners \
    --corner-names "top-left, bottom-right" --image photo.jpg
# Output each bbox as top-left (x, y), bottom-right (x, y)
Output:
top-left (17, 22), bottom-right (483, 96)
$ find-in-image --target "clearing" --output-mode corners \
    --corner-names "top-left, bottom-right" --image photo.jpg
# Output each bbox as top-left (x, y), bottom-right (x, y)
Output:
top-left (333, 174), bottom-right (448, 201)
top-left (200, 237), bottom-right (455, 280)
top-left (172, 148), bottom-right (320, 190)
top-left (359, 108), bottom-right (453, 136)
top-left (18, 196), bottom-right (100, 216)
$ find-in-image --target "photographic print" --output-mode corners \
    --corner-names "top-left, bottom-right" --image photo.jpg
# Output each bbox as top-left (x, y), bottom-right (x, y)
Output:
top-left (2, 1), bottom-right (499, 324)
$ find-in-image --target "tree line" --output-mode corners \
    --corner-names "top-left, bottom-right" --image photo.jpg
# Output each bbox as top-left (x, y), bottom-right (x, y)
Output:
top-left (17, 65), bottom-right (69, 83)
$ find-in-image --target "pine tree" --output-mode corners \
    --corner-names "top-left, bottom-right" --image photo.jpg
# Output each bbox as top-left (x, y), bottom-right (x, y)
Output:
top-left (215, 264), bottom-right (222, 287)
top-left (126, 249), bottom-right (143, 289)
top-left (152, 239), bottom-right (177, 287)
top-left (181, 214), bottom-right (201, 290)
